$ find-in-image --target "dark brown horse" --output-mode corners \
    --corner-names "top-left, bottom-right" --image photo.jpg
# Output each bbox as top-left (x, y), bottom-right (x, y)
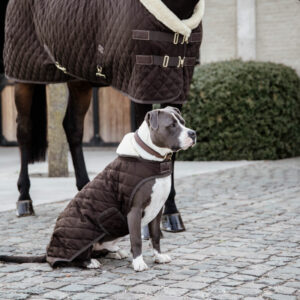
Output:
top-left (1, 0), bottom-right (200, 233)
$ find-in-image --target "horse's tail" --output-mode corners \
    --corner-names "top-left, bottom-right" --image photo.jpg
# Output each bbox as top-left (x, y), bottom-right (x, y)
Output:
top-left (28, 84), bottom-right (48, 164)
top-left (0, 254), bottom-right (46, 263)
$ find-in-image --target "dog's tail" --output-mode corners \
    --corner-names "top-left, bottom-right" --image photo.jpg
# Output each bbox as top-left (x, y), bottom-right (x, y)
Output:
top-left (0, 255), bottom-right (46, 263)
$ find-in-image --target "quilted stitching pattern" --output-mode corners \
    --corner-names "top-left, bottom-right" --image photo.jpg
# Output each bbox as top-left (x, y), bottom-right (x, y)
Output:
top-left (46, 156), bottom-right (172, 265)
top-left (4, 0), bottom-right (202, 104)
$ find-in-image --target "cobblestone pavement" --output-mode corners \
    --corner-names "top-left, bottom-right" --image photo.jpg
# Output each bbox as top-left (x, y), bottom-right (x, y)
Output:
top-left (0, 158), bottom-right (299, 300)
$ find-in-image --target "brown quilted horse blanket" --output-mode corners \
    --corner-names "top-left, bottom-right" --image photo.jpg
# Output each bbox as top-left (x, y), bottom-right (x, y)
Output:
top-left (4, 0), bottom-right (204, 104)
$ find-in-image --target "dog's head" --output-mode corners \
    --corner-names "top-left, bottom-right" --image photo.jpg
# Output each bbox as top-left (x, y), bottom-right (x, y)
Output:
top-left (145, 106), bottom-right (196, 152)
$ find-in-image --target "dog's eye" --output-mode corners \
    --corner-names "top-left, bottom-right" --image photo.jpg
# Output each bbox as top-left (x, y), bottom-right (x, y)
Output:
top-left (168, 122), bottom-right (176, 128)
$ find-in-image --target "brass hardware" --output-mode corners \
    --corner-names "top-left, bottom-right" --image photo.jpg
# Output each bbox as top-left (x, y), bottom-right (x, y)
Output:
top-left (96, 66), bottom-right (106, 78)
top-left (181, 35), bottom-right (189, 44)
top-left (164, 153), bottom-right (173, 160)
top-left (162, 55), bottom-right (170, 68)
top-left (177, 56), bottom-right (185, 68)
top-left (173, 32), bottom-right (179, 44)
top-left (55, 62), bottom-right (67, 74)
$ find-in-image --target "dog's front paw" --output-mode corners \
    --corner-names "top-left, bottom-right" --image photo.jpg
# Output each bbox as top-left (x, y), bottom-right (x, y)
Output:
top-left (106, 249), bottom-right (129, 260)
top-left (154, 252), bottom-right (171, 264)
top-left (132, 255), bottom-right (148, 272)
top-left (85, 259), bottom-right (102, 269)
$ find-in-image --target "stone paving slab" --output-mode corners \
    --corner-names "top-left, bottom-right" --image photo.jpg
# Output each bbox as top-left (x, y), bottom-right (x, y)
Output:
top-left (0, 158), bottom-right (300, 299)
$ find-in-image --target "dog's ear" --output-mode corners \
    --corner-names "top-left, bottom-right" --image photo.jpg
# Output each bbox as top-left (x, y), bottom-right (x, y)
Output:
top-left (164, 106), bottom-right (185, 125)
top-left (145, 110), bottom-right (159, 130)
top-left (164, 106), bottom-right (181, 115)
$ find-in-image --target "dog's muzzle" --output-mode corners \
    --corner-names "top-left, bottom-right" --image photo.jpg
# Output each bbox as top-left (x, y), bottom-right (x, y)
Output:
top-left (188, 130), bottom-right (197, 144)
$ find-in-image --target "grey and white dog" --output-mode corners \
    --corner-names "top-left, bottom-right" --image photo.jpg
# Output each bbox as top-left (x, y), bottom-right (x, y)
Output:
top-left (94, 106), bottom-right (196, 271)
top-left (0, 106), bottom-right (196, 272)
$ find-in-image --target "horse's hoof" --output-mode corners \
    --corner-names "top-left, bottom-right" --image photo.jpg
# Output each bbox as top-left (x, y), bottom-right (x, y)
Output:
top-left (161, 213), bottom-right (185, 232)
top-left (16, 200), bottom-right (35, 217)
top-left (141, 225), bottom-right (150, 240)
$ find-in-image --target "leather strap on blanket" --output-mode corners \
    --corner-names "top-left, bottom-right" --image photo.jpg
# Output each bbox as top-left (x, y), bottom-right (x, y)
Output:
top-left (136, 55), bottom-right (196, 68)
top-left (132, 30), bottom-right (202, 44)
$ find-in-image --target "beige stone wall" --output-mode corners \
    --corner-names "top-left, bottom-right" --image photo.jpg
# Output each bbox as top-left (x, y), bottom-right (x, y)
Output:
top-left (201, 0), bottom-right (237, 63)
top-left (201, 0), bottom-right (300, 75)
top-left (256, 0), bottom-right (300, 74)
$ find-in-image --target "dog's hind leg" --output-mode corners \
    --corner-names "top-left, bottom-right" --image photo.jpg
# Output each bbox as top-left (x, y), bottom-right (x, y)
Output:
top-left (93, 239), bottom-right (129, 260)
top-left (83, 259), bottom-right (102, 269)
top-left (106, 249), bottom-right (129, 260)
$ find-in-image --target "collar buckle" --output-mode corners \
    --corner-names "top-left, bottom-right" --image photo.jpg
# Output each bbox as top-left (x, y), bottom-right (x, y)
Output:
top-left (164, 153), bottom-right (173, 161)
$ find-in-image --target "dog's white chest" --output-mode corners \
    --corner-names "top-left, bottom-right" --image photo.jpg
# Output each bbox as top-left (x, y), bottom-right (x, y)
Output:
top-left (141, 175), bottom-right (171, 226)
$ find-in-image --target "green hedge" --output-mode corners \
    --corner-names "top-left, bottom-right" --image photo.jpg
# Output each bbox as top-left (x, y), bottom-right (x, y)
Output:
top-left (179, 60), bottom-right (300, 161)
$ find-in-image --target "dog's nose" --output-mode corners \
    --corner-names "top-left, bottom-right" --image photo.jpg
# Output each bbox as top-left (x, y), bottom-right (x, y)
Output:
top-left (188, 130), bottom-right (196, 140)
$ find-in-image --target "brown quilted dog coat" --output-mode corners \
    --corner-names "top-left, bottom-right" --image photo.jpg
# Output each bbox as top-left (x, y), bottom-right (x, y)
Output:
top-left (4, 0), bottom-right (203, 104)
top-left (46, 156), bottom-right (172, 267)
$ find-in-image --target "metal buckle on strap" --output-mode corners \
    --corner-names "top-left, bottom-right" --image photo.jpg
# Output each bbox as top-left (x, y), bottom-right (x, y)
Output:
top-left (163, 55), bottom-right (170, 68)
top-left (55, 62), bottom-right (67, 74)
top-left (177, 56), bottom-right (185, 68)
top-left (96, 65), bottom-right (106, 78)
top-left (164, 153), bottom-right (173, 161)
top-left (181, 35), bottom-right (189, 44)
top-left (173, 32), bottom-right (180, 44)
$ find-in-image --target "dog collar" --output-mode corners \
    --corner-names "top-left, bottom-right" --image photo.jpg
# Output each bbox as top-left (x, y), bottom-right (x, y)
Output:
top-left (134, 132), bottom-right (173, 161)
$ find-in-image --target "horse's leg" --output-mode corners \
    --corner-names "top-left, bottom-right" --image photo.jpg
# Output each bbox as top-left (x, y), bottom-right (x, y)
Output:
top-left (160, 104), bottom-right (185, 232)
top-left (133, 102), bottom-right (153, 129)
top-left (63, 81), bottom-right (92, 190)
top-left (15, 83), bottom-right (35, 216)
